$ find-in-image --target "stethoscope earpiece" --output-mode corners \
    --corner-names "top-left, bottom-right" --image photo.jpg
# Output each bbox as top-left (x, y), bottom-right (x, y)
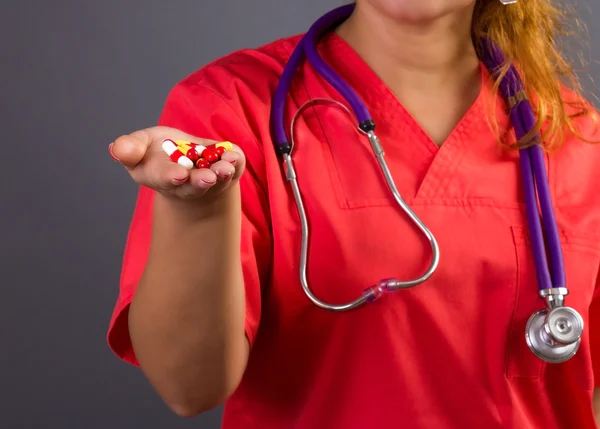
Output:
top-left (525, 306), bottom-right (584, 363)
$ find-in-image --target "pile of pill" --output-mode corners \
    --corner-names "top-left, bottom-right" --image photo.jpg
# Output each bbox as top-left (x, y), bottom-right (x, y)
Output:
top-left (162, 139), bottom-right (234, 170)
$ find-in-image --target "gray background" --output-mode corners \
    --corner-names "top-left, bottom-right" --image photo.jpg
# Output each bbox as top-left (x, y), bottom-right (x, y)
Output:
top-left (1, 1), bottom-right (597, 428)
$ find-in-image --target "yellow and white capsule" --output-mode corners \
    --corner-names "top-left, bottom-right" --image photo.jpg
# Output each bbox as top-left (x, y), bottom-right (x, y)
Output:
top-left (162, 139), bottom-right (194, 170)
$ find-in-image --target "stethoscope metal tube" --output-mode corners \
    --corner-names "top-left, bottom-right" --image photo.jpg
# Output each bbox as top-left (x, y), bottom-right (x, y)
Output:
top-left (363, 129), bottom-right (441, 292)
top-left (270, 3), bottom-right (583, 363)
top-left (285, 98), bottom-right (440, 311)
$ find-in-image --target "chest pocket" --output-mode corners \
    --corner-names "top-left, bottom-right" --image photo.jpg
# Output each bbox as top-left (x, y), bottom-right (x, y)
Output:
top-left (506, 226), bottom-right (600, 390)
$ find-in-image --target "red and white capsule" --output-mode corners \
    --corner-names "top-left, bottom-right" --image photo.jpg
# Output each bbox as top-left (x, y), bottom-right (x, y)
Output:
top-left (162, 139), bottom-right (194, 170)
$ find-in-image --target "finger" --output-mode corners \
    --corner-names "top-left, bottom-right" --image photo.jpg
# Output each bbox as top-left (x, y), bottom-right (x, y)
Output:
top-left (131, 156), bottom-right (191, 191)
top-left (175, 169), bottom-right (219, 199)
top-left (188, 167), bottom-right (218, 188)
top-left (220, 148), bottom-right (246, 181)
top-left (211, 159), bottom-right (236, 181)
top-left (194, 160), bottom-right (233, 194)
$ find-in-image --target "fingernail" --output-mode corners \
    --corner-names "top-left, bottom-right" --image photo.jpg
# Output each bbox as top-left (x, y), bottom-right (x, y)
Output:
top-left (172, 177), bottom-right (187, 184)
top-left (200, 178), bottom-right (217, 185)
top-left (108, 143), bottom-right (119, 161)
top-left (217, 171), bottom-right (232, 180)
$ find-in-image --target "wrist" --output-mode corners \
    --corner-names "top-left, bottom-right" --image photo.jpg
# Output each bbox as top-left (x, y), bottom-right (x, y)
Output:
top-left (155, 184), bottom-right (241, 225)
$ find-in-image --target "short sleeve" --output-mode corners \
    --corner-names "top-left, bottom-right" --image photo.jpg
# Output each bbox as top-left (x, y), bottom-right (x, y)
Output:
top-left (107, 80), bottom-right (271, 366)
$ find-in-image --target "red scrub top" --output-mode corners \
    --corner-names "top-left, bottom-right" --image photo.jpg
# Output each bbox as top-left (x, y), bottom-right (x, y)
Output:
top-left (108, 33), bottom-right (600, 428)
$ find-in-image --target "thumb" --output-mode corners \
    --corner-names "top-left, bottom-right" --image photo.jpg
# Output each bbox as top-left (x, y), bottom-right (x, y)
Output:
top-left (110, 128), bottom-right (158, 170)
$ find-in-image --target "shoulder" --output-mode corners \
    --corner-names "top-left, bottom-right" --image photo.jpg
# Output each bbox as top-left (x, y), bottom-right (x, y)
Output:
top-left (553, 87), bottom-right (600, 209)
top-left (169, 34), bottom-right (302, 109)
top-left (560, 86), bottom-right (599, 139)
top-left (557, 86), bottom-right (599, 153)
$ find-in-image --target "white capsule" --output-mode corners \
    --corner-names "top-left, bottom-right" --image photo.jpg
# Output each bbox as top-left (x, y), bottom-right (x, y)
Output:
top-left (162, 139), bottom-right (178, 155)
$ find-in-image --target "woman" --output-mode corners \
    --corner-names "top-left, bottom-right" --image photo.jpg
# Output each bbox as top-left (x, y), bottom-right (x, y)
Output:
top-left (107, 0), bottom-right (600, 427)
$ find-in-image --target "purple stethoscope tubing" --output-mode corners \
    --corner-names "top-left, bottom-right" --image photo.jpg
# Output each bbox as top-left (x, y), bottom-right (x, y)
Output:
top-left (271, 5), bottom-right (367, 145)
top-left (482, 40), bottom-right (565, 291)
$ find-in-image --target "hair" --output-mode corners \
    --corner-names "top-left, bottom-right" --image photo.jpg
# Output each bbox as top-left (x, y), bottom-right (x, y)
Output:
top-left (471, 0), bottom-right (598, 151)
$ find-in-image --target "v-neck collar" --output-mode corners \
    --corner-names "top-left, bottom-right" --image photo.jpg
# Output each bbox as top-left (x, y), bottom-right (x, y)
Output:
top-left (311, 32), bottom-right (510, 200)
top-left (318, 32), bottom-right (491, 150)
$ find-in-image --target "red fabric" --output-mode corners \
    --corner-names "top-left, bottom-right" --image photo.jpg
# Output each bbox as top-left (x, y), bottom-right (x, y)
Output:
top-left (107, 34), bottom-right (600, 428)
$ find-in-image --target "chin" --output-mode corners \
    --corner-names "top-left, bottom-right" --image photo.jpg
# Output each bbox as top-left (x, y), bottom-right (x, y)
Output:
top-left (360, 0), bottom-right (476, 22)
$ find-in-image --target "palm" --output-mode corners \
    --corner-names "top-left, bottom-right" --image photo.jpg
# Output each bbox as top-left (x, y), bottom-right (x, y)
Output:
top-left (111, 126), bottom-right (246, 200)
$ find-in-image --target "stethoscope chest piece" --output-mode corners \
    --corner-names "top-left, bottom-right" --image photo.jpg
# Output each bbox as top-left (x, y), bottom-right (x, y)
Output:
top-left (525, 306), bottom-right (584, 363)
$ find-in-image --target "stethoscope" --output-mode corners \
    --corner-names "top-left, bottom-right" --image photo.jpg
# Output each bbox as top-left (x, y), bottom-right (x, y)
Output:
top-left (269, 2), bottom-right (584, 364)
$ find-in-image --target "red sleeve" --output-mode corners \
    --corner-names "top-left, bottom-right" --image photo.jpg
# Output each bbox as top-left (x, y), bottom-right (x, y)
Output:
top-left (107, 80), bottom-right (271, 366)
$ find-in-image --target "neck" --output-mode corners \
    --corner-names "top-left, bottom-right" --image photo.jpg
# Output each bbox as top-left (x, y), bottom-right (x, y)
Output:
top-left (336, 2), bottom-right (481, 96)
